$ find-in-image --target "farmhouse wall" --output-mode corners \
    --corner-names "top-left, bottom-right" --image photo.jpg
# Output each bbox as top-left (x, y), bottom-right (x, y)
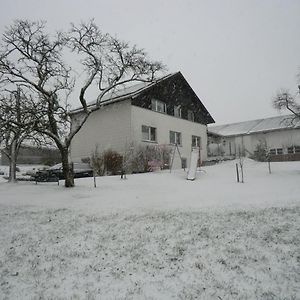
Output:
top-left (70, 100), bottom-right (132, 161)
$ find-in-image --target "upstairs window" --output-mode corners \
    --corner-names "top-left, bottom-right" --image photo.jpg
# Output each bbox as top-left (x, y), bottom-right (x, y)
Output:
top-left (170, 131), bottom-right (182, 146)
top-left (187, 110), bottom-right (194, 122)
top-left (142, 125), bottom-right (156, 142)
top-left (192, 135), bottom-right (201, 148)
top-left (151, 99), bottom-right (166, 113)
top-left (174, 105), bottom-right (182, 118)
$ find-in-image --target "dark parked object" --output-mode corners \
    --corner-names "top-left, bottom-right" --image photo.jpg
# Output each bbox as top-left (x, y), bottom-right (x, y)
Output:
top-left (49, 163), bottom-right (93, 179)
top-left (34, 170), bottom-right (59, 185)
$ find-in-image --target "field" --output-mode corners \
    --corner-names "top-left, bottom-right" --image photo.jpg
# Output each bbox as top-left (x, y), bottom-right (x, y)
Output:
top-left (0, 159), bottom-right (299, 299)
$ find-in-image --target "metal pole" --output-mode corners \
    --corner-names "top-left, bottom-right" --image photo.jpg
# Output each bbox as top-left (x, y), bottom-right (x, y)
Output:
top-left (236, 163), bottom-right (239, 183)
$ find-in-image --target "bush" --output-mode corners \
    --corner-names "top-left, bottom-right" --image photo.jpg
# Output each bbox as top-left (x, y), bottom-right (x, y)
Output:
top-left (90, 145), bottom-right (171, 175)
top-left (91, 149), bottom-right (123, 176)
top-left (103, 150), bottom-right (123, 175)
top-left (128, 145), bottom-right (171, 173)
top-left (252, 142), bottom-right (268, 162)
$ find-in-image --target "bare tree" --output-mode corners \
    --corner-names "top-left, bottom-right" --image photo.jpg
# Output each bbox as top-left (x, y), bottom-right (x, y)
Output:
top-left (273, 75), bottom-right (300, 123)
top-left (0, 19), bottom-right (165, 187)
top-left (0, 88), bottom-right (34, 181)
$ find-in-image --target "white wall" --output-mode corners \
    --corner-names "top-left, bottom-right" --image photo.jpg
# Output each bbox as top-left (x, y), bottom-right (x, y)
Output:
top-left (70, 101), bottom-right (209, 170)
top-left (131, 105), bottom-right (208, 169)
top-left (70, 100), bottom-right (132, 161)
top-left (218, 128), bottom-right (300, 156)
top-left (250, 129), bottom-right (300, 153)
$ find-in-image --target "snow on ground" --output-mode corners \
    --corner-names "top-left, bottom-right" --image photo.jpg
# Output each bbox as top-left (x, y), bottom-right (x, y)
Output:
top-left (0, 159), bottom-right (299, 299)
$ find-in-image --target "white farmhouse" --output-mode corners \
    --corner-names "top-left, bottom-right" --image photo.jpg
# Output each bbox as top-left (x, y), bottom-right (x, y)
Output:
top-left (70, 72), bottom-right (214, 170)
top-left (208, 115), bottom-right (300, 161)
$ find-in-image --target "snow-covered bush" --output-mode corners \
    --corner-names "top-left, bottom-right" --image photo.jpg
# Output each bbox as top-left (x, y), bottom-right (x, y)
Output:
top-left (251, 142), bottom-right (268, 162)
top-left (129, 145), bottom-right (171, 173)
top-left (91, 149), bottom-right (122, 175)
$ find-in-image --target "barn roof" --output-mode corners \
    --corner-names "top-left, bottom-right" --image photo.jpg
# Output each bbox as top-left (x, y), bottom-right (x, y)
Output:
top-left (208, 115), bottom-right (300, 137)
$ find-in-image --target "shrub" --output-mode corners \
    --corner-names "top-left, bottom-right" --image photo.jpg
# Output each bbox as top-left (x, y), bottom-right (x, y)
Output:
top-left (90, 149), bottom-right (123, 176)
top-left (252, 142), bottom-right (268, 162)
top-left (128, 145), bottom-right (171, 173)
top-left (103, 150), bottom-right (123, 175)
top-left (91, 150), bottom-right (105, 176)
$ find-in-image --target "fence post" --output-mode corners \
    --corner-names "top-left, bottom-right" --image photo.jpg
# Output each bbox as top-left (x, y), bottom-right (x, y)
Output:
top-left (240, 163), bottom-right (244, 183)
top-left (236, 163), bottom-right (239, 183)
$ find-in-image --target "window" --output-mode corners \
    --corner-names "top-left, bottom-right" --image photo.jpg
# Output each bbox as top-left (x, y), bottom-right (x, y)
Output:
top-left (287, 147), bottom-right (294, 154)
top-left (276, 148), bottom-right (283, 155)
top-left (174, 105), bottom-right (181, 118)
top-left (170, 131), bottom-right (182, 145)
top-left (269, 149), bottom-right (276, 155)
top-left (192, 135), bottom-right (201, 148)
top-left (187, 110), bottom-right (194, 121)
top-left (151, 99), bottom-right (166, 113)
top-left (295, 146), bottom-right (300, 153)
top-left (142, 125), bottom-right (156, 142)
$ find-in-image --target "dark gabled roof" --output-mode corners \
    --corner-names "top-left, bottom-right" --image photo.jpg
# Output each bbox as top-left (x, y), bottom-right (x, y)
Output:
top-left (71, 73), bottom-right (177, 114)
top-left (70, 72), bottom-right (215, 124)
top-left (208, 115), bottom-right (300, 137)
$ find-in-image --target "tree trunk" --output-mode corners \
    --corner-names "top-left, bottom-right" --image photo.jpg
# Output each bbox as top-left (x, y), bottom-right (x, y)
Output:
top-left (60, 148), bottom-right (74, 187)
top-left (8, 140), bottom-right (17, 183)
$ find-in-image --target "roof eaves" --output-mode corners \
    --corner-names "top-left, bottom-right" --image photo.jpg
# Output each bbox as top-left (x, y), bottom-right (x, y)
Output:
top-left (70, 73), bottom-right (177, 115)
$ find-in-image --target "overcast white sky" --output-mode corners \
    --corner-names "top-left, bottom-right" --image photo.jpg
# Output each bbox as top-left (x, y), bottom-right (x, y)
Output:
top-left (0, 0), bottom-right (299, 124)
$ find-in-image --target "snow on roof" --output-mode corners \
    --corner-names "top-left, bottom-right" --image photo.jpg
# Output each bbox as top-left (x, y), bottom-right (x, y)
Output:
top-left (208, 115), bottom-right (300, 137)
top-left (71, 73), bottom-right (177, 113)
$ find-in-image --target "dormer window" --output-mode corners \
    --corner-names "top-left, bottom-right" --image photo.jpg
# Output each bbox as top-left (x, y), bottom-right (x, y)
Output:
top-left (151, 99), bottom-right (166, 113)
top-left (187, 110), bottom-right (194, 122)
top-left (174, 105), bottom-right (182, 118)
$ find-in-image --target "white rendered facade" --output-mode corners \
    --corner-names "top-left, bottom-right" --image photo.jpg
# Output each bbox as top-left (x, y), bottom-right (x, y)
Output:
top-left (70, 100), bottom-right (208, 169)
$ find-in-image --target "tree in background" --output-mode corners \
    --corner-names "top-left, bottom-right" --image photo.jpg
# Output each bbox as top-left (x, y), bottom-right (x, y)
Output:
top-left (0, 88), bottom-right (33, 181)
top-left (273, 71), bottom-right (300, 123)
top-left (0, 19), bottom-right (164, 187)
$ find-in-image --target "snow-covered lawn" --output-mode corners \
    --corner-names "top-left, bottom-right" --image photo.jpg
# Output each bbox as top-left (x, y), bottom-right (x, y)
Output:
top-left (0, 159), bottom-right (299, 299)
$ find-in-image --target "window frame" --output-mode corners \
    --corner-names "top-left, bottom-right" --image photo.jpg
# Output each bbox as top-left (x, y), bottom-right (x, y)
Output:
top-left (142, 125), bottom-right (157, 142)
top-left (174, 105), bottom-right (182, 118)
top-left (269, 149), bottom-right (276, 155)
top-left (192, 135), bottom-right (201, 148)
top-left (170, 130), bottom-right (182, 146)
top-left (287, 146), bottom-right (294, 154)
top-left (187, 110), bottom-right (194, 122)
top-left (151, 99), bottom-right (166, 114)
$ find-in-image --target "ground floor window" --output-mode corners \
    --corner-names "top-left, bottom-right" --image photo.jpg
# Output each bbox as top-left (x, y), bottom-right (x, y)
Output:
top-left (288, 146), bottom-right (300, 154)
top-left (288, 147), bottom-right (294, 154)
top-left (170, 131), bottom-right (182, 146)
top-left (269, 148), bottom-right (283, 155)
top-left (192, 135), bottom-right (201, 148)
top-left (142, 125), bottom-right (156, 142)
